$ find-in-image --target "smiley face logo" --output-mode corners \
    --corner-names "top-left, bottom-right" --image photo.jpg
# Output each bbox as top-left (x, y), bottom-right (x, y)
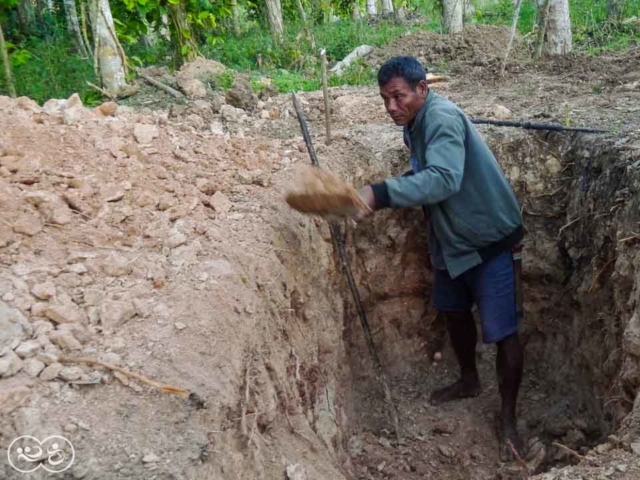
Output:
top-left (7, 435), bottom-right (75, 473)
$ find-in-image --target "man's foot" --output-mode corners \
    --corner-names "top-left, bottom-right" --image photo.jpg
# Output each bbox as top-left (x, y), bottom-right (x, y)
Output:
top-left (429, 377), bottom-right (481, 406)
top-left (499, 419), bottom-right (525, 462)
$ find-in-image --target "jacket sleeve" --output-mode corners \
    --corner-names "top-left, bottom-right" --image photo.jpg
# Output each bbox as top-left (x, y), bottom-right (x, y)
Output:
top-left (372, 111), bottom-right (466, 209)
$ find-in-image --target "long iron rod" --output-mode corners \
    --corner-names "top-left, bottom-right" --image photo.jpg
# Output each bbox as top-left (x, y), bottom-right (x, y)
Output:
top-left (291, 92), bottom-right (401, 440)
top-left (470, 118), bottom-right (609, 133)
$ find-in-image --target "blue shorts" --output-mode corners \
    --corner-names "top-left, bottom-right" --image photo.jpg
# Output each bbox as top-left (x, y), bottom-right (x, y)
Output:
top-left (432, 251), bottom-right (519, 344)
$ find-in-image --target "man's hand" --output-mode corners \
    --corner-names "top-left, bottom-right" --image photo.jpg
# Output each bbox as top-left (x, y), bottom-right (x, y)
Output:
top-left (356, 185), bottom-right (376, 219)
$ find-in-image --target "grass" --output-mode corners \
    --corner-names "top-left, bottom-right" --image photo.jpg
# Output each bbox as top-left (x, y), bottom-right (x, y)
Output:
top-left (1, 27), bottom-right (101, 105)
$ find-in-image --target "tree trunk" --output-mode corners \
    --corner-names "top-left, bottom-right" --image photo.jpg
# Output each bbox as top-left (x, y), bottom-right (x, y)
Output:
top-left (295, 0), bottom-right (316, 50)
top-left (542, 0), bottom-right (571, 55)
top-left (64, 0), bottom-right (90, 57)
top-left (89, 0), bottom-right (128, 95)
top-left (607, 0), bottom-right (624, 21)
top-left (167, 1), bottom-right (199, 65)
top-left (352, 2), bottom-right (362, 20)
top-left (381, 0), bottom-right (394, 15)
top-left (231, 0), bottom-right (241, 35)
top-left (17, 0), bottom-right (37, 35)
top-left (442, 0), bottom-right (464, 33)
top-left (366, 0), bottom-right (377, 16)
top-left (264, 0), bottom-right (284, 44)
top-left (0, 22), bottom-right (17, 98)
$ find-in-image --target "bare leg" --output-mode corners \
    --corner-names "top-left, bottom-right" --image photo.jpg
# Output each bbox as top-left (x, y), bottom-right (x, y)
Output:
top-left (430, 311), bottom-right (482, 405)
top-left (497, 333), bottom-right (524, 461)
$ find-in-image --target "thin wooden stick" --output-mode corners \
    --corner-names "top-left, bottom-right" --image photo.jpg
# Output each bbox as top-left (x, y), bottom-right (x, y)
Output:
top-left (588, 256), bottom-right (617, 293)
top-left (59, 356), bottom-right (189, 397)
top-left (552, 442), bottom-right (591, 462)
top-left (501, 0), bottom-right (523, 76)
top-left (87, 82), bottom-right (117, 100)
top-left (80, 1), bottom-right (93, 59)
top-left (618, 232), bottom-right (640, 243)
top-left (137, 70), bottom-right (184, 98)
top-left (320, 49), bottom-right (331, 146)
top-left (507, 440), bottom-right (530, 477)
top-left (86, 81), bottom-right (115, 100)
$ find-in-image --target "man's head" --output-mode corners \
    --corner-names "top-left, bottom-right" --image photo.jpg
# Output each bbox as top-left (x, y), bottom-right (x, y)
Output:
top-left (378, 56), bottom-right (428, 126)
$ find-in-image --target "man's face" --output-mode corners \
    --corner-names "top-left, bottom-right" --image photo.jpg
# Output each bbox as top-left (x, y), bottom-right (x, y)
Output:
top-left (380, 76), bottom-right (428, 126)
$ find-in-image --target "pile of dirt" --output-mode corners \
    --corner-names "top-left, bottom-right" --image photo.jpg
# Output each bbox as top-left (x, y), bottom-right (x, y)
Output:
top-left (367, 25), bottom-right (530, 72)
top-left (0, 93), bottom-right (352, 479)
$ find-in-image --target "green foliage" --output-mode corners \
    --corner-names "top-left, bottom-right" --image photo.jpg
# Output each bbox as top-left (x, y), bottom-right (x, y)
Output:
top-left (470, 0), bottom-right (640, 52)
top-left (211, 69), bottom-right (236, 89)
top-left (0, 0), bottom-right (637, 104)
top-left (1, 34), bottom-right (98, 105)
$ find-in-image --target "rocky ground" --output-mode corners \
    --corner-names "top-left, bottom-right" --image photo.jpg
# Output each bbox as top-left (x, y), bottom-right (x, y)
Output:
top-left (1, 25), bottom-right (640, 480)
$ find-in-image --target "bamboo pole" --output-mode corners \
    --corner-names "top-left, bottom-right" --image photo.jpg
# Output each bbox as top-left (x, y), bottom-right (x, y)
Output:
top-left (320, 49), bottom-right (331, 145)
top-left (501, 0), bottom-right (523, 76)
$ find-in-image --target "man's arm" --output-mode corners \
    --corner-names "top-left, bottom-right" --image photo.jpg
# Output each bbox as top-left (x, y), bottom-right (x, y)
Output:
top-left (368, 112), bottom-right (466, 210)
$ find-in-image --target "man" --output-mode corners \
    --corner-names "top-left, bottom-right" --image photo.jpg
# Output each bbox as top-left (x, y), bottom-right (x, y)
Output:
top-left (358, 56), bottom-right (525, 461)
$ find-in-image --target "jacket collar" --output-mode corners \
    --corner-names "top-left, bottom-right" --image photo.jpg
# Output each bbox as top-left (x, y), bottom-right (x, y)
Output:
top-left (407, 89), bottom-right (434, 135)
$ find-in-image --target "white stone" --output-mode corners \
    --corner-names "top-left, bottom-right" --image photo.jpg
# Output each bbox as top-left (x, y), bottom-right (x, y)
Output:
top-left (15, 340), bottom-right (40, 359)
top-left (0, 301), bottom-right (27, 355)
top-left (0, 350), bottom-right (23, 377)
top-left (31, 281), bottom-right (56, 300)
top-left (492, 104), bottom-right (513, 120)
top-left (59, 366), bottom-right (83, 381)
top-left (36, 352), bottom-right (59, 365)
top-left (211, 192), bottom-right (232, 214)
top-left (49, 330), bottom-right (83, 351)
top-left (166, 232), bottom-right (187, 249)
top-left (45, 303), bottom-right (87, 324)
top-left (99, 301), bottom-right (137, 329)
top-left (40, 362), bottom-right (63, 381)
top-left (133, 124), bottom-right (159, 144)
top-left (23, 358), bottom-right (46, 377)
top-left (142, 452), bottom-right (160, 463)
top-left (174, 322), bottom-right (186, 330)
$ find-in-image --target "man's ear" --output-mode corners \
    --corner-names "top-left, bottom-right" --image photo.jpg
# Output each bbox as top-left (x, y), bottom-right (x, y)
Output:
top-left (418, 79), bottom-right (428, 98)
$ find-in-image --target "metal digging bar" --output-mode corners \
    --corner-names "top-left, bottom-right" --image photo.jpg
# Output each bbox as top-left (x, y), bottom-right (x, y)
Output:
top-left (291, 92), bottom-right (401, 441)
top-left (470, 118), bottom-right (609, 133)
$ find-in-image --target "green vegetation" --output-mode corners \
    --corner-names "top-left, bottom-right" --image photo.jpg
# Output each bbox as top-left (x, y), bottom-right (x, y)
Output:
top-left (0, 0), bottom-right (637, 104)
top-left (473, 0), bottom-right (640, 53)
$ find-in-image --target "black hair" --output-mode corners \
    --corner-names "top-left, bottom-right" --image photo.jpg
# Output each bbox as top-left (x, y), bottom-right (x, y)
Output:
top-left (377, 56), bottom-right (427, 90)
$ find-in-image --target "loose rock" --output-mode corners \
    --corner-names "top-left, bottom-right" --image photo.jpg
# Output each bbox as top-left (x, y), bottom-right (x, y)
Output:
top-left (133, 124), bottom-right (159, 144)
top-left (225, 77), bottom-right (258, 111)
top-left (0, 350), bottom-right (23, 377)
top-left (23, 358), bottom-right (46, 377)
top-left (31, 281), bottom-right (56, 300)
top-left (12, 213), bottom-right (43, 236)
top-left (99, 300), bottom-right (136, 329)
top-left (40, 362), bottom-right (63, 381)
top-left (211, 191), bottom-right (232, 213)
top-left (15, 340), bottom-right (40, 358)
top-left (0, 301), bottom-right (27, 355)
top-left (49, 330), bottom-right (83, 351)
top-left (45, 303), bottom-right (87, 324)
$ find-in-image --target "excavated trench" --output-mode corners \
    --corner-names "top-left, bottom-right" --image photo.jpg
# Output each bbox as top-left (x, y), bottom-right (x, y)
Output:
top-left (310, 127), bottom-right (640, 479)
top-left (2, 91), bottom-right (639, 480)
